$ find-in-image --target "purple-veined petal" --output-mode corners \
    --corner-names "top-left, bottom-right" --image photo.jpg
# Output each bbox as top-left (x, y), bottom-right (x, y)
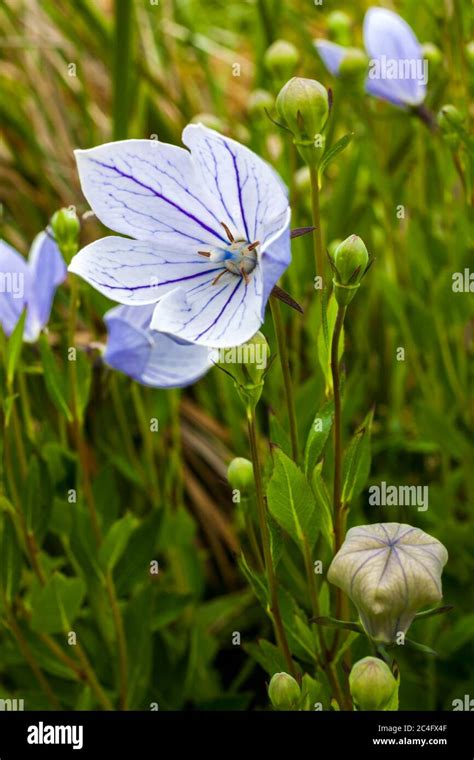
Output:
top-left (0, 239), bottom-right (30, 338)
top-left (69, 236), bottom-right (223, 305)
top-left (314, 39), bottom-right (348, 76)
top-left (104, 303), bottom-right (212, 387)
top-left (26, 232), bottom-right (66, 341)
top-left (259, 209), bottom-right (291, 319)
top-left (149, 262), bottom-right (264, 349)
top-left (363, 8), bottom-right (426, 106)
top-left (182, 124), bottom-right (289, 244)
top-left (75, 139), bottom-right (228, 248)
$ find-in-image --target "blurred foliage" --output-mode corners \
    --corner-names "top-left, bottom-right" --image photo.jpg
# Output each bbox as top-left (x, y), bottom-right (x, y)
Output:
top-left (0, 0), bottom-right (472, 710)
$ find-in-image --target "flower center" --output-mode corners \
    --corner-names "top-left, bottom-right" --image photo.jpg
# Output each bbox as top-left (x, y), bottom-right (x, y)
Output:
top-left (198, 222), bottom-right (260, 285)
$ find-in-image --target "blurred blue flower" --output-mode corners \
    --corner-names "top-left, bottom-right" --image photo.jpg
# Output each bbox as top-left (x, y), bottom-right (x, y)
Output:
top-left (315, 7), bottom-right (427, 108)
top-left (103, 303), bottom-right (212, 388)
top-left (0, 232), bottom-right (66, 342)
top-left (69, 124), bottom-right (291, 348)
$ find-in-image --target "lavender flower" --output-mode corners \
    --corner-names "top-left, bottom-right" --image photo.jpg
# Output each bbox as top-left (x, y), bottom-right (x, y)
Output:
top-left (327, 523), bottom-right (448, 644)
top-left (0, 232), bottom-right (66, 342)
top-left (103, 304), bottom-right (212, 388)
top-left (315, 7), bottom-right (427, 108)
top-left (69, 125), bottom-right (291, 347)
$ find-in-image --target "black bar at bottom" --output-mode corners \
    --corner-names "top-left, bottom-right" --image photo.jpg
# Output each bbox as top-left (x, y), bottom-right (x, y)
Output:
top-left (0, 710), bottom-right (473, 757)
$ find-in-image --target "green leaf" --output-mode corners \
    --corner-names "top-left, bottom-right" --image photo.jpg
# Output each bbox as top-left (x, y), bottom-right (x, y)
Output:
top-left (38, 334), bottom-right (73, 422)
top-left (151, 592), bottom-right (193, 630)
top-left (125, 586), bottom-right (154, 708)
top-left (239, 553), bottom-right (268, 609)
top-left (312, 616), bottom-right (363, 633)
top-left (300, 673), bottom-right (327, 711)
top-left (317, 294), bottom-right (344, 393)
top-left (99, 513), bottom-right (136, 570)
top-left (403, 638), bottom-right (438, 657)
top-left (437, 613), bottom-right (474, 655)
top-left (30, 573), bottom-right (86, 633)
top-left (115, 511), bottom-right (162, 595)
top-left (244, 639), bottom-right (289, 677)
top-left (311, 464), bottom-right (334, 551)
top-left (0, 514), bottom-right (22, 603)
top-left (341, 408), bottom-right (374, 504)
top-left (267, 449), bottom-right (319, 548)
top-left (319, 132), bottom-right (354, 182)
top-left (6, 310), bottom-right (26, 390)
top-left (304, 398), bottom-right (334, 476)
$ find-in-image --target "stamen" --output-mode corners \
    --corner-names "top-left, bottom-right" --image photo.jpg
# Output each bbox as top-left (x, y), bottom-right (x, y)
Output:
top-left (212, 269), bottom-right (227, 285)
top-left (239, 265), bottom-right (250, 285)
top-left (247, 240), bottom-right (260, 252)
top-left (198, 251), bottom-right (211, 257)
top-left (220, 221), bottom-right (235, 243)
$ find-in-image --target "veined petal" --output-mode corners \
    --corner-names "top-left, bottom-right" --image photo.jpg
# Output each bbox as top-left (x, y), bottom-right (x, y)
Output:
top-left (259, 209), bottom-right (291, 319)
top-left (314, 39), bottom-right (348, 76)
top-left (182, 124), bottom-right (289, 243)
top-left (26, 232), bottom-right (66, 342)
top-left (75, 139), bottom-right (228, 248)
top-left (363, 8), bottom-right (426, 106)
top-left (104, 303), bottom-right (212, 387)
top-left (69, 236), bottom-right (223, 305)
top-left (150, 265), bottom-right (264, 348)
top-left (0, 239), bottom-right (30, 337)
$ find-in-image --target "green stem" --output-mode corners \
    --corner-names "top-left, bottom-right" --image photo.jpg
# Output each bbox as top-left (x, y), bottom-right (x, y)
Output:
top-left (246, 406), bottom-right (296, 677)
top-left (131, 384), bottom-right (160, 505)
top-left (331, 305), bottom-right (346, 554)
top-left (270, 297), bottom-right (299, 462)
top-left (5, 608), bottom-right (60, 710)
top-left (113, 0), bottom-right (133, 140)
top-left (169, 389), bottom-right (183, 505)
top-left (309, 165), bottom-right (325, 285)
top-left (330, 304), bottom-right (350, 657)
top-left (105, 571), bottom-right (128, 710)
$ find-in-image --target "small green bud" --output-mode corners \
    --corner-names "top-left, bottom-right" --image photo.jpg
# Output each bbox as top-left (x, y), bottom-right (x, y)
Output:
top-left (264, 40), bottom-right (299, 83)
top-left (268, 672), bottom-right (301, 710)
top-left (248, 89), bottom-right (274, 120)
top-left (50, 207), bottom-right (80, 262)
top-left (422, 42), bottom-right (442, 68)
top-left (338, 48), bottom-right (368, 85)
top-left (437, 104), bottom-right (464, 149)
top-left (227, 457), bottom-right (255, 496)
top-left (213, 331), bottom-right (270, 409)
top-left (191, 113), bottom-right (226, 132)
top-left (327, 10), bottom-right (352, 45)
top-left (466, 40), bottom-right (474, 66)
top-left (276, 77), bottom-right (329, 167)
top-left (349, 657), bottom-right (398, 711)
top-left (329, 234), bottom-right (369, 306)
top-left (437, 104), bottom-right (463, 130)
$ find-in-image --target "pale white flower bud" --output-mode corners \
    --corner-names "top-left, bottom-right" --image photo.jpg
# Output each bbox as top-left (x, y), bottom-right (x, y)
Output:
top-left (327, 523), bottom-right (448, 644)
